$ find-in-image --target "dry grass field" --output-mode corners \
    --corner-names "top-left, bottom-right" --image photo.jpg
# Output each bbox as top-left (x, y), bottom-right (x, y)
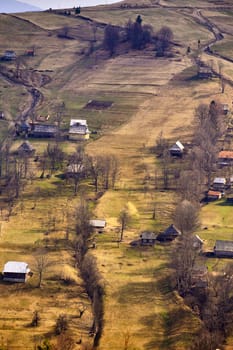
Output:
top-left (0, 1), bottom-right (233, 349)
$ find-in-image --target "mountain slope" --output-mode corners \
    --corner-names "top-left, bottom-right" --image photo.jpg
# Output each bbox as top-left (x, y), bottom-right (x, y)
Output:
top-left (0, 0), bottom-right (41, 13)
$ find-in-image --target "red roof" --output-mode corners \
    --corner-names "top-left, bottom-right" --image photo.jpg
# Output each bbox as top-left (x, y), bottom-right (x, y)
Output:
top-left (207, 190), bottom-right (221, 197)
top-left (218, 151), bottom-right (233, 159)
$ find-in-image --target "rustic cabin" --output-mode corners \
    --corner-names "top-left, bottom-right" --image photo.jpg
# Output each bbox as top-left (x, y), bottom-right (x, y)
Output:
top-left (2, 50), bottom-right (16, 61)
top-left (207, 190), bottom-right (222, 201)
top-left (218, 150), bottom-right (233, 167)
top-left (139, 231), bottom-right (157, 246)
top-left (17, 141), bottom-right (35, 156)
top-left (191, 265), bottom-right (208, 289)
top-left (212, 177), bottom-right (226, 191)
top-left (69, 119), bottom-right (90, 141)
top-left (89, 219), bottom-right (106, 233)
top-left (30, 124), bottom-right (58, 138)
top-left (157, 224), bottom-right (181, 242)
top-left (169, 141), bottom-right (184, 157)
top-left (214, 240), bottom-right (233, 258)
top-left (2, 261), bottom-right (30, 282)
top-left (198, 66), bottom-right (212, 79)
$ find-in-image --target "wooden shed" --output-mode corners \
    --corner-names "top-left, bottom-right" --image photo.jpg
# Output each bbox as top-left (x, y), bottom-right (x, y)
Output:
top-left (212, 177), bottom-right (226, 191)
top-left (30, 124), bottom-right (58, 138)
top-left (214, 240), bottom-right (233, 258)
top-left (218, 151), bottom-right (233, 166)
top-left (2, 261), bottom-right (30, 282)
top-left (169, 141), bottom-right (184, 157)
top-left (139, 231), bottom-right (157, 246)
top-left (157, 224), bottom-right (181, 242)
top-left (89, 219), bottom-right (106, 233)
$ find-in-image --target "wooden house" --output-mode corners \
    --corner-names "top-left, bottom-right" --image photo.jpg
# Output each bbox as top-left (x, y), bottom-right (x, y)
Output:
top-left (212, 177), bottom-right (226, 191)
top-left (207, 190), bottom-right (222, 201)
top-left (17, 141), bottom-right (35, 156)
top-left (192, 235), bottom-right (204, 251)
top-left (69, 119), bottom-right (90, 141)
top-left (169, 141), bottom-right (184, 157)
top-left (214, 240), bottom-right (233, 258)
top-left (2, 261), bottom-right (30, 282)
top-left (157, 224), bottom-right (181, 242)
top-left (89, 219), bottom-right (106, 233)
top-left (218, 151), bottom-right (233, 166)
top-left (2, 50), bottom-right (16, 61)
top-left (30, 124), bottom-right (58, 138)
top-left (139, 231), bottom-right (157, 246)
top-left (198, 66), bottom-right (212, 79)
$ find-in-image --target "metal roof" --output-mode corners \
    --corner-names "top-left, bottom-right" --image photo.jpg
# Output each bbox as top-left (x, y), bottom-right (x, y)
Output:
top-left (218, 151), bottom-right (233, 159)
top-left (215, 240), bottom-right (233, 252)
top-left (170, 141), bottom-right (184, 151)
top-left (213, 177), bottom-right (226, 184)
top-left (90, 219), bottom-right (106, 228)
top-left (3, 261), bottom-right (29, 274)
top-left (140, 231), bottom-right (157, 240)
top-left (70, 119), bottom-right (87, 127)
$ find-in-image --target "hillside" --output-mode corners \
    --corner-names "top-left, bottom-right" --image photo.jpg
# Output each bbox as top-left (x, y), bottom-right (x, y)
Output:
top-left (0, 1), bottom-right (233, 349)
top-left (0, 0), bottom-right (41, 13)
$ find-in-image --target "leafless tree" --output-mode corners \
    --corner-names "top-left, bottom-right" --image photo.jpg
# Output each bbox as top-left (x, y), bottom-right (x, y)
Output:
top-left (118, 209), bottom-right (131, 241)
top-left (33, 252), bottom-right (52, 288)
top-left (173, 200), bottom-right (200, 235)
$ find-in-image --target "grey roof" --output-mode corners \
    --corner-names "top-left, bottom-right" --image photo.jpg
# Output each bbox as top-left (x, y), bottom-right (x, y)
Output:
top-left (69, 125), bottom-right (88, 135)
top-left (33, 124), bottom-right (58, 134)
top-left (163, 224), bottom-right (181, 237)
top-left (169, 141), bottom-right (184, 152)
top-left (140, 231), bottom-right (157, 240)
top-left (3, 261), bottom-right (29, 274)
top-left (213, 177), bottom-right (226, 184)
top-left (90, 219), bottom-right (106, 228)
top-left (215, 240), bottom-right (233, 252)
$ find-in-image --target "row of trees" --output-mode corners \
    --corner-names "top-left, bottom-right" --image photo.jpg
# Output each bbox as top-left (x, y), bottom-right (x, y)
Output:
top-left (103, 15), bottom-right (173, 57)
top-left (169, 101), bottom-right (232, 349)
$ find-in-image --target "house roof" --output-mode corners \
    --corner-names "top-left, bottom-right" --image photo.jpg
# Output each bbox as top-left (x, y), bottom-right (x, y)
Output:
top-left (140, 231), bottom-right (157, 240)
top-left (17, 141), bottom-right (35, 152)
top-left (69, 119), bottom-right (90, 135)
top-left (207, 190), bottom-right (222, 197)
top-left (213, 177), bottom-right (226, 184)
top-left (33, 124), bottom-right (58, 134)
top-left (169, 141), bottom-right (184, 152)
top-left (90, 219), bottom-right (106, 228)
top-left (215, 240), bottom-right (233, 252)
top-left (218, 151), bottom-right (233, 159)
top-left (69, 125), bottom-right (89, 135)
top-left (163, 224), bottom-right (181, 237)
top-left (3, 261), bottom-right (29, 274)
top-left (70, 119), bottom-right (87, 127)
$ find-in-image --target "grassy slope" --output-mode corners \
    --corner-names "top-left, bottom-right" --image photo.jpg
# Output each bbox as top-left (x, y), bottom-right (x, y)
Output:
top-left (0, 2), bottom-right (233, 349)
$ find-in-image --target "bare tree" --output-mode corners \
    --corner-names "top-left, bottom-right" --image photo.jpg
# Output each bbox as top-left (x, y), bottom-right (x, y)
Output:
top-left (173, 200), bottom-right (200, 235)
top-left (156, 26), bottom-right (173, 56)
top-left (33, 252), bottom-right (52, 288)
top-left (118, 209), bottom-right (131, 241)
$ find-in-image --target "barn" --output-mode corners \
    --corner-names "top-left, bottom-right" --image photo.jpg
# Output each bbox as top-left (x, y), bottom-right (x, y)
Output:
top-left (2, 261), bottom-right (30, 282)
top-left (214, 240), bottom-right (233, 258)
